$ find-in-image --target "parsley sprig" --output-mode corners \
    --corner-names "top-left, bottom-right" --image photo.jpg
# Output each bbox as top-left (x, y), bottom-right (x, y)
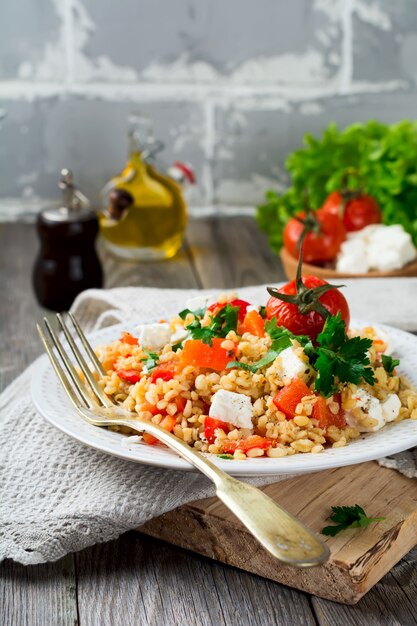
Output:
top-left (140, 351), bottom-right (159, 372)
top-left (321, 505), bottom-right (385, 537)
top-left (185, 304), bottom-right (239, 346)
top-left (227, 317), bottom-right (308, 373)
top-left (307, 313), bottom-right (375, 397)
top-left (381, 354), bottom-right (400, 374)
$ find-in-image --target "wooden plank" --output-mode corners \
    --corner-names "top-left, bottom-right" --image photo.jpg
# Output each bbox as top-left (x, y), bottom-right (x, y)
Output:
top-left (186, 216), bottom-right (285, 288)
top-left (0, 223), bottom-right (46, 390)
top-left (0, 223), bottom-right (79, 625)
top-left (313, 544), bottom-right (417, 624)
top-left (138, 462), bottom-right (417, 604)
top-left (0, 555), bottom-right (78, 626)
top-left (76, 531), bottom-right (316, 626)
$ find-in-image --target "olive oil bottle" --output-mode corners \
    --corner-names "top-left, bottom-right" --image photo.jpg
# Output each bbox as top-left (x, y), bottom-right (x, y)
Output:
top-left (99, 115), bottom-right (190, 261)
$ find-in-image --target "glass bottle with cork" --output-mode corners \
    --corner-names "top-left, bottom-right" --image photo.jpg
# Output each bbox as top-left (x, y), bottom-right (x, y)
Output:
top-left (99, 114), bottom-right (194, 261)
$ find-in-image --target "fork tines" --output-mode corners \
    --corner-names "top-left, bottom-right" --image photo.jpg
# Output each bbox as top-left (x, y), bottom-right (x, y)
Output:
top-left (37, 314), bottom-right (113, 410)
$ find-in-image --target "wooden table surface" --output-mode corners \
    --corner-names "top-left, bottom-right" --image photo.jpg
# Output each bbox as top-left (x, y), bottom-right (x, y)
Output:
top-left (2, 217), bottom-right (417, 626)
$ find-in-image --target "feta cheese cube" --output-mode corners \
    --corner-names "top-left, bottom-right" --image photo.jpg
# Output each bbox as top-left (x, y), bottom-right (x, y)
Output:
top-left (345, 388), bottom-right (400, 432)
top-left (209, 389), bottom-right (253, 430)
top-left (381, 393), bottom-right (401, 423)
top-left (185, 294), bottom-right (215, 311)
top-left (135, 323), bottom-right (171, 351)
top-left (277, 347), bottom-right (310, 384)
top-left (170, 325), bottom-right (188, 344)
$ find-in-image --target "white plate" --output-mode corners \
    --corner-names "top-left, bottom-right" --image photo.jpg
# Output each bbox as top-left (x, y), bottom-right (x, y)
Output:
top-left (31, 319), bottom-right (417, 476)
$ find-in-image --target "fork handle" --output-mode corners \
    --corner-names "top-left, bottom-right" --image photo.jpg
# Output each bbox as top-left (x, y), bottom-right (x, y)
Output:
top-left (111, 416), bottom-right (329, 567)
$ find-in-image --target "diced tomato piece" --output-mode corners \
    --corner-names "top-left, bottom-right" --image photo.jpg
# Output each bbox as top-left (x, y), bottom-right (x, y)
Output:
top-left (204, 415), bottom-right (231, 444)
top-left (116, 369), bottom-right (142, 384)
top-left (207, 299), bottom-right (250, 322)
top-left (240, 310), bottom-right (265, 337)
top-left (160, 415), bottom-right (177, 432)
top-left (331, 393), bottom-right (346, 428)
top-left (273, 378), bottom-right (311, 419)
top-left (143, 415), bottom-right (177, 446)
top-left (238, 435), bottom-right (271, 452)
top-left (312, 393), bottom-right (347, 430)
top-left (312, 396), bottom-right (328, 429)
top-left (221, 435), bottom-right (271, 454)
top-left (175, 396), bottom-right (187, 413)
top-left (140, 401), bottom-right (160, 416)
top-left (120, 332), bottom-right (139, 346)
top-left (143, 433), bottom-right (159, 445)
top-left (221, 440), bottom-right (238, 454)
top-left (150, 360), bottom-right (178, 383)
top-left (180, 338), bottom-right (237, 371)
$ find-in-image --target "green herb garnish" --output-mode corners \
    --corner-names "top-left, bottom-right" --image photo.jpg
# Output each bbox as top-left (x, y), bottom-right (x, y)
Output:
top-left (140, 351), bottom-right (159, 372)
top-left (381, 354), bottom-right (400, 375)
top-left (264, 317), bottom-right (310, 346)
top-left (227, 317), bottom-right (310, 373)
top-left (308, 313), bottom-right (375, 397)
top-left (178, 307), bottom-right (206, 320)
top-left (227, 334), bottom-right (293, 373)
top-left (321, 505), bottom-right (385, 537)
top-left (217, 454), bottom-right (234, 460)
top-left (171, 342), bottom-right (184, 353)
top-left (257, 120), bottom-right (417, 253)
top-left (186, 304), bottom-right (239, 346)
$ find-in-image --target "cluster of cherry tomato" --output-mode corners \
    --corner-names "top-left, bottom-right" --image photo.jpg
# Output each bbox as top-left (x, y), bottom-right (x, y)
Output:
top-left (284, 191), bottom-right (381, 265)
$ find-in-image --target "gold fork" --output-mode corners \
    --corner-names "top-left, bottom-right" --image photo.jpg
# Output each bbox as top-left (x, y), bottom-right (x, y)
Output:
top-left (36, 313), bottom-right (329, 567)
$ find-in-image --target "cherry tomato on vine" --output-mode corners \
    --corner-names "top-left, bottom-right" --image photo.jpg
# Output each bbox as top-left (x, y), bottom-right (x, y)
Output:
top-left (322, 191), bottom-right (381, 232)
top-left (266, 275), bottom-right (350, 341)
top-left (283, 209), bottom-right (346, 264)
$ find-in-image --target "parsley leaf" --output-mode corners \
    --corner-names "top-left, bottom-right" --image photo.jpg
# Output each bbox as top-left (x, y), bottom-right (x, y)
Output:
top-left (382, 354), bottom-right (400, 374)
top-left (185, 319), bottom-right (215, 345)
top-left (310, 313), bottom-right (375, 397)
top-left (229, 317), bottom-right (310, 373)
top-left (178, 307), bottom-right (206, 320)
top-left (264, 317), bottom-right (310, 346)
top-left (227, 335), bottom-right (293, 373)
top-left (185, 304), bottom-right (240, 346)
top-left (140, 351), bottom-right (159, 372)
top-left (321, 504), bottom-right (385, 537)
top-left (223, 305), bottom-right (239, 336)
top-left (316, 314), bottom-right (346, 349)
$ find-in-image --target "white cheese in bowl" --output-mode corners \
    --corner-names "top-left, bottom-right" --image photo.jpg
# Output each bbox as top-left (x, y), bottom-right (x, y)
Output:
top-left (336, 224), bottom-right (416, 273)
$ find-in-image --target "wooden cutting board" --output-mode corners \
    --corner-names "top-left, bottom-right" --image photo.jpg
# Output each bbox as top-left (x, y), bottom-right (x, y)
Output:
top-left (137, 461), bottom-right (417, 604)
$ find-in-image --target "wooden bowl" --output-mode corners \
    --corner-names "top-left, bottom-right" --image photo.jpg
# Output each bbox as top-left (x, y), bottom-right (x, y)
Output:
top-left (280, 247), bottom-right (417, 281)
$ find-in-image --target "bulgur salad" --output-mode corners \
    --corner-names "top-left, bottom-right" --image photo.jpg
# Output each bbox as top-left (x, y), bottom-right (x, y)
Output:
top-left (95, 281), bottom-right (417, 461)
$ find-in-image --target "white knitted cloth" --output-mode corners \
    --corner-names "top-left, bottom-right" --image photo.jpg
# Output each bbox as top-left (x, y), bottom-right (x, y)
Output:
top-left (1, 280), bottom-right (417, 565)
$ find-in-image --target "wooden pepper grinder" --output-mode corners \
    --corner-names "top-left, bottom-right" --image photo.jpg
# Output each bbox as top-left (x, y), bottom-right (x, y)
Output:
top-left (33, 169), bottom-right (103, 311)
